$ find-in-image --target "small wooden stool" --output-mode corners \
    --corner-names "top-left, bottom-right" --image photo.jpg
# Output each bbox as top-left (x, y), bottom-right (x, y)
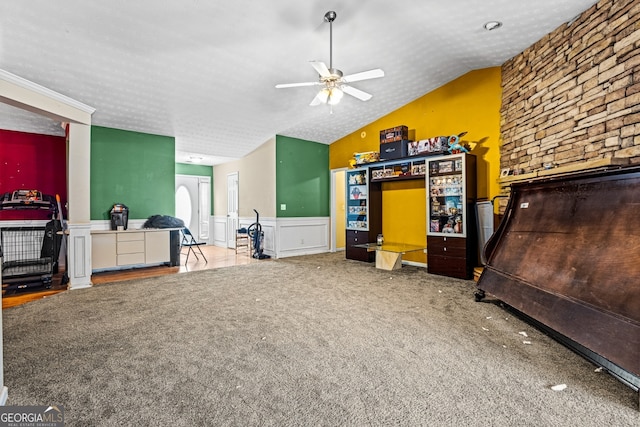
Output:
top-left (235, 229), bottom-right (251, 255)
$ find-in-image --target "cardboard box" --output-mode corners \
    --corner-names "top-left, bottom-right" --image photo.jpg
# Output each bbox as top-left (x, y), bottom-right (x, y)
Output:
top-left (379, 140), bottom-right (409, 160)
top-left (408, 137), bottom-right (449, 156)
top-left (353, 151), bottom-right (380, 165)
top-left (380, 126), bottom-right (409, 144)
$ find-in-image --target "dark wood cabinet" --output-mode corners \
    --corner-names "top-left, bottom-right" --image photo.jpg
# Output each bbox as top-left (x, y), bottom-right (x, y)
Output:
top-left (346, 230), bottom-right (374, 262)
top-left (426, 153), bottom-right (477, 279)
top-left (427, 235), bottom-right (475, 279)
top-left (345, 167), bottom-right (382, 262)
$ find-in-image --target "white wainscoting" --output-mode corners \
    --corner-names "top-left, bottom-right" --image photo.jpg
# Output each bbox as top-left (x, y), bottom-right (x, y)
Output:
top-left (212, 215), bottom-right (276, 257)
top-left (67, 223), bottom-right (92, 289)
top-left (212, 216), bottom-right (227, 247)
top-left (276, 217), bottom-right (329, 258)
top-left (211, 215), bottom-right (329, 258)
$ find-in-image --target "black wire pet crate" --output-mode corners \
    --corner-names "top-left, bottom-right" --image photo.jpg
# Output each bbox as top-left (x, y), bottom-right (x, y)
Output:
top-left (1, 223), bottom-right (61, 292)
top-left (0, 189), bottom-right (62, 292)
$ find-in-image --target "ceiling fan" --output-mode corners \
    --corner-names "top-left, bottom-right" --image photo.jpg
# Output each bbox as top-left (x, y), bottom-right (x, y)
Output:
top-left (275, 11), bottom-right (384, 107)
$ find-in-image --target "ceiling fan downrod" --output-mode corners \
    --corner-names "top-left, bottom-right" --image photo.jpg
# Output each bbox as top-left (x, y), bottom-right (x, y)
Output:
top-left (324, 11), bottom-right (336, 70)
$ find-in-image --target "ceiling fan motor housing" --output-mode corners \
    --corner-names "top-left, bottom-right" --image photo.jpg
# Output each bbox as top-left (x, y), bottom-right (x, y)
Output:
top-left (322, 68), bottom-right (343, 83)
top-left (324, 11), bottom-right (337, 23)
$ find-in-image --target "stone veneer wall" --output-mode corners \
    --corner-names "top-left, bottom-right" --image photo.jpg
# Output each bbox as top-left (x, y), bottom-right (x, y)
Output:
top-left (501, 0), bottom-right (640, 174)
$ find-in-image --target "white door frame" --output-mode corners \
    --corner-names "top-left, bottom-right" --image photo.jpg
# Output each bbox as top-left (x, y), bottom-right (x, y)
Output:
top-left (198, 176), bottom-right (211, 241)
top-left (227, 172), bottom-right (239, 248)
top-left (330, 167), bottom-right (348, 252)
top-left (175, 174), bottom-right (210, 243)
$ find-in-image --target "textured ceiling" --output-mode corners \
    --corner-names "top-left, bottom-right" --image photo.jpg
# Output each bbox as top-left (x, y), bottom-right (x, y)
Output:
top-left (0, 0), bottom-right (598, 165)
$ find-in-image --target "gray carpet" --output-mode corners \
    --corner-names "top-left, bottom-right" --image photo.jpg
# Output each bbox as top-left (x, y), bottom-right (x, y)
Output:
top-left (3, 252), bottom-right (638, 426)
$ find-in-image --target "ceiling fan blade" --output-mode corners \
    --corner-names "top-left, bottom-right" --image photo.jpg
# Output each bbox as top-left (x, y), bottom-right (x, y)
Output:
top-left (342, 68), bottom-right (385, 83)
top-left (310, 61), bottom-right (331, 78)
top-left (342, 85), bottom-right (373, 101)
top-left (275, 81), bottom-right (319, 89)
top-left (310, 90), bottom-right (328, 106)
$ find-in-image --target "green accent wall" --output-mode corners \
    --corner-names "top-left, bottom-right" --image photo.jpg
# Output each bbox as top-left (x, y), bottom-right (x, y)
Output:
top-left (276, 135), bottom-right (329, 218)
top-left (175, 162), bottom-right (214, 212)
top-left (175, 163), bottom-right (212, 177)
top-left (90, 126), bottom-right (175, 220)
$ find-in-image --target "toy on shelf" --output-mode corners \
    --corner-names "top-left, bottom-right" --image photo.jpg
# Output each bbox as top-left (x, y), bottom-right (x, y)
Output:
top-left (447, 132), bottom-right (470, 154)
top-left (350, 151), bottom-right (380, 168)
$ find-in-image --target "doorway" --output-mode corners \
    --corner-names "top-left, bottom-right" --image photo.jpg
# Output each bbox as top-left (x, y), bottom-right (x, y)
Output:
top-left (331, 168), bottom-right (347, 252)
top-left (226, 172), bottom-right (239, 248)
top-left (175, 174), bottom-right (210, 243)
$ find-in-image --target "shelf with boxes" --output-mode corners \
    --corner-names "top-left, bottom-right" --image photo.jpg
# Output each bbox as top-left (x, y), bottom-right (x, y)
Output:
top-left (379, 125), bottom-right (452, 162)
top-left (369, 156), bottom-right (429, 182)
top-left (426, 153), bottom-right (477, 279)
top-left (367, 124), bottom-right (449, 183)
top-left (346, 126), bottom-right (472, 268)
top-left (346, 168), bottom-right (370, 230)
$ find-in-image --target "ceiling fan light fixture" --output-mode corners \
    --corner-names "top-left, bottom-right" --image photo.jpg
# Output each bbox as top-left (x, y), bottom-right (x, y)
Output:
top-left (327, 87), bottom-right (344, 105)
top-left (317, 88), bottom-right (330, 104)
top-left (276, 10), bottom-right (383, 108)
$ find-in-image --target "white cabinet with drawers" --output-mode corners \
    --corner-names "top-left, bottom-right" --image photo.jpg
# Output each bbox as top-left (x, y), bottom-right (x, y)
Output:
top-left (116, 232), bottom-right (146, 266)
top-left (91, 228), bottom-right (175, 271)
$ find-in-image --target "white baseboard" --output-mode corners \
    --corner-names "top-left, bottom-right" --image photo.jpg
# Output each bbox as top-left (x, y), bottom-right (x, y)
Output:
top-left (0, 386), bottom-right (8, 406)
top-left (403, 260), bottom-right (428, 268)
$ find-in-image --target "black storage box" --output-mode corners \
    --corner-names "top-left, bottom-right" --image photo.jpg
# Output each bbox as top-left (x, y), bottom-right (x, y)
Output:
top-left (380, 126), bottom-right (409, 144)
top-left (379, 140), bottom-right (409, 160)
top-left (169, 230), bottom-right (181, 266)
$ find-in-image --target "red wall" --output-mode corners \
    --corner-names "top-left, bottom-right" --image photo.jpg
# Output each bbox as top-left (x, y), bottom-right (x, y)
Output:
top-left (0, 129), bottom-right (67, 220)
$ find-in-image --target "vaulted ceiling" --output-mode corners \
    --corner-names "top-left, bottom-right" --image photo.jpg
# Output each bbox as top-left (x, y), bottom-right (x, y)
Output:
top-left (0, 0), bottom-right (598, 165)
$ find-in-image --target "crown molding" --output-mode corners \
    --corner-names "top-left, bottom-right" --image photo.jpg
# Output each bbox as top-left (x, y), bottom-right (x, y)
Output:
top-left (0, 68), bottom-right (95, 115)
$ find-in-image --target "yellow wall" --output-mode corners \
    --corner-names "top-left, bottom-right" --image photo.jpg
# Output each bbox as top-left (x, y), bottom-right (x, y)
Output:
top-left (335, 170), bottom-right (346, 249)
top-left (330, 67), bottom-right (502, 261)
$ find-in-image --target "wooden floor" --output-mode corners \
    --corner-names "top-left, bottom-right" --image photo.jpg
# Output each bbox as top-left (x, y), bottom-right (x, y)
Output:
top-left (2, 245), bottom-right (259, 309)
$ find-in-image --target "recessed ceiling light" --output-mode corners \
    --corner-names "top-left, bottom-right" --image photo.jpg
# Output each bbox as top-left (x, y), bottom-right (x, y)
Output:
top-left (484, 21), bottom-right (502, 31)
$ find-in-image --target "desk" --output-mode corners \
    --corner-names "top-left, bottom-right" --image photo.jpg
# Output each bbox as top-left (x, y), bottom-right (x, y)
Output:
top-left (353, 242), bottom-right (426, 270)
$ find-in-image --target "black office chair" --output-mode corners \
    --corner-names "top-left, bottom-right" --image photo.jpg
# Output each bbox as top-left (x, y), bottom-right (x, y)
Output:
top-left (181, 227), bottom-right (207, 264)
